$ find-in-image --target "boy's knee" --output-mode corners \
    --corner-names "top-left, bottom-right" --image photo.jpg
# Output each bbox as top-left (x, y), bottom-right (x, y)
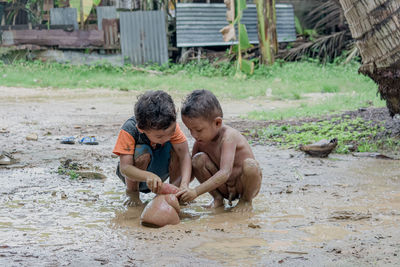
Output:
top-left (134, 153), bottom-right (151, 168)
top-left (242, 158), bottom-right (261, 177)
top-left (192, 152), bottom-right (207, 170)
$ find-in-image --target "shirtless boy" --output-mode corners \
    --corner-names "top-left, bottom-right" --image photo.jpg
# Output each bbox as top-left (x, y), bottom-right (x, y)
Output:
top-left (178, 89), bottom-right (262, 211)
top-left (113, 90), bottom-right (192, 206)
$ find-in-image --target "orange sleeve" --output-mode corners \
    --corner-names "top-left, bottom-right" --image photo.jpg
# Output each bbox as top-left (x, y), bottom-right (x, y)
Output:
top-left (113, 129), bottom-right (136, 156)
top-left (170, 123), bottom-right (187, 144)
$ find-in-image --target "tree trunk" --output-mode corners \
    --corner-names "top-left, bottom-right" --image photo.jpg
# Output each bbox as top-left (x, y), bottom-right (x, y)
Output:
top-left (257, 0), bottom-right (278, 65)
top-left (339, 0), bottom-right (400, 116)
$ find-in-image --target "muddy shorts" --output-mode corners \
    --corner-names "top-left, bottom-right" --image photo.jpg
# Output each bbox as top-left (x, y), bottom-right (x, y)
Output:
top-left (116, 142), bottom-right (172, 193)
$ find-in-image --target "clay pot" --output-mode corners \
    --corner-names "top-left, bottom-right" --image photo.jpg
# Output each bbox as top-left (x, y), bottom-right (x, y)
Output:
top-left (140, 194), bottom-right (180, 228)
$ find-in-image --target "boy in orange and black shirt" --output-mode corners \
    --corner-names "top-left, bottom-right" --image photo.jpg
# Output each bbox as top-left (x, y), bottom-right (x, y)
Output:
top-left (113, 91), bottom-right (192, 206)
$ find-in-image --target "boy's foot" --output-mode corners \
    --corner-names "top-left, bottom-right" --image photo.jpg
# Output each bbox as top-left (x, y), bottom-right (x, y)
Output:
top-left (123, 190), bottom-right (142, 207)
top-left (231, 199), bottom-right (253, 213)
top-left (203, 197), bottom-right (224, 209)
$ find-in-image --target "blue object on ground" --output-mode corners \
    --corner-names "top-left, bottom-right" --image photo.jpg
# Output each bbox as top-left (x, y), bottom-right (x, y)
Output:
top-left (79, 136), bottom-right (99, 145)
top-left (60, 136), bottom-right (75, 144)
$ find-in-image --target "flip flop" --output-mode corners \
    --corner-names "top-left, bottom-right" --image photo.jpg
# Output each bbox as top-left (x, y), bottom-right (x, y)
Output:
top-left (0, 152), bottom-right (17, 165)
top-left (60, 136), bottom-right (75, 144)
top-left (79, 136), bottom-right (99, 145)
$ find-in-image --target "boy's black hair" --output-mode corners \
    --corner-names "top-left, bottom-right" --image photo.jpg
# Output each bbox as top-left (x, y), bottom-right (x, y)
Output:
top-left (134, 90), bottom-right (176, 130)
top-left (181, 89), bottom-right (223, 121)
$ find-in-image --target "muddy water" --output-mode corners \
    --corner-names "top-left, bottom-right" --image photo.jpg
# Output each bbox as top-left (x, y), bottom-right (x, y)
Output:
top-left (1, 87), bottom-right (400, 266)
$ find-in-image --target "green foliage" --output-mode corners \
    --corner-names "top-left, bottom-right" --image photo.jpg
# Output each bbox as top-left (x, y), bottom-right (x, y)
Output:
top-left (238, 24), bottom-right (251, 51)
top-left (57, 166), bottom-right (80, 180)
top-left (5, 0), bottom-right (44, 25)
top-left (221, 0), bottom-right (253, 74)
top-left (294, 16), bottom-right (303, 35)
top-left (68, 170), bottom-right (79, 180)
top-left (294, 16), bottom-right (318, 41)
top-left (240, 59), bottom-right (254, 75)
top-left (253, 117), bottom-right (400, 154)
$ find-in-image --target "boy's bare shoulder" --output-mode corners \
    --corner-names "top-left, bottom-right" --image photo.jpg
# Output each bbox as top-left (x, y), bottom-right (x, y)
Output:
top-left (222, 125), bottom-right (246, 141)
top-left (224, 124), bottom-right (244, 134)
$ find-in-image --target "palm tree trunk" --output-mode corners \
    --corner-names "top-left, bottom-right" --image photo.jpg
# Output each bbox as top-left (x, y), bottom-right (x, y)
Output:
top-left (339, 0), bottom-right (400, 116)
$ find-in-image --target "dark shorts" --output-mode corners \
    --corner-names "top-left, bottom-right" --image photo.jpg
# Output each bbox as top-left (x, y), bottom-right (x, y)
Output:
top-left (116, 142), bottom-right (172, 193)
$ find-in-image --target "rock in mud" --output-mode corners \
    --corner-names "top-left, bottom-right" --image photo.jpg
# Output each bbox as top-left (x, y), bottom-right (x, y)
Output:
top-left (352, 152), bottom-right (397, 160)
top-left (285, 185), bottom-right (293, 194)
top-left (26, 133), bottom-right (38, 141)
top-left (76, 171), bottom-right (106, 180)
top-left (248, 223), bottom-right (261, 229)
top-left (299, 138), bottom-right (338, 158)
top-left (0, 152), bottom-right (17, 165)
top-left (60, 191), bottom-right (67, 199)
top-left (329, 210), bottom-right (372, 221)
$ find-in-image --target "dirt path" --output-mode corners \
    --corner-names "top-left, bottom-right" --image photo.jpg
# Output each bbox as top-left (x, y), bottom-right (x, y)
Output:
top-left (0, 87), bottom-right (399, 266)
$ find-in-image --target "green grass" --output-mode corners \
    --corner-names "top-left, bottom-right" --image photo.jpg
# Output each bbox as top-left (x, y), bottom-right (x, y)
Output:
top-left (0, 59), bottom-right (381, 106)
top-left (247, 59), bottom-right (385, 120)
top-left (247, 92), bottom-right (385, 121)
top-left (246, 117), bottom-right (400, 154)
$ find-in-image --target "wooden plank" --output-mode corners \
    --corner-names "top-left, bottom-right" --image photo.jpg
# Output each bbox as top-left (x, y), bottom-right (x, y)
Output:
top-left (0, 24), bottom-right (75, 31)
top-left (2, 30), bottom-right (104, 48)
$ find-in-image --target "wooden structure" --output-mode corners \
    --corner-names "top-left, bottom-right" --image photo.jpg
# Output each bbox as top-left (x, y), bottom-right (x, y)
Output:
top-left (2, 30), bottom-right (104, 48)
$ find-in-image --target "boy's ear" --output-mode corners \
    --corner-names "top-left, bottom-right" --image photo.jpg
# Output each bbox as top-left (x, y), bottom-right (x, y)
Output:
top-left (137, 127), bottom-right (144, 133)
top-left (215, 117), bottom-right (223, 127)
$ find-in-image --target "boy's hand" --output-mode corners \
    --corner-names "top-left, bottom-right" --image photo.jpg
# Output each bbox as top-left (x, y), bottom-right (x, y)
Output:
top-left (176, 188), bottom-right (197, 203)
top-left (146, 174), bottom-right (163, 194)
top-left (179, 183), bottom-right (188, 191)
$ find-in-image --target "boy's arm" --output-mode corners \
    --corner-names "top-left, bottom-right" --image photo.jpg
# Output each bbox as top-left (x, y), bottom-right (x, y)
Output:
top-left (194, 137), bottom-right (236, 196)
top-left (172, 141), bottom-right (192, 189)
top-left (119, 154), bottom-right (162, 192)
top-left (177, 136), bottom-right (236, 203)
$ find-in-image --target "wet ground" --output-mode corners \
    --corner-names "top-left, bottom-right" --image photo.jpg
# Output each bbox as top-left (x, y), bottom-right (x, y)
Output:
top-left (1, 87), bottom-right (399, 266)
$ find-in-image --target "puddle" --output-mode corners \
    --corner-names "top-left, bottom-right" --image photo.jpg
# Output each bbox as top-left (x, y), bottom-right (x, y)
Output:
top-left (302, 224), bottom-right (350, 242)
top-left (1, 89), bottom-right (400, 266)
top-left (193, 237), bottom-right (268, 265)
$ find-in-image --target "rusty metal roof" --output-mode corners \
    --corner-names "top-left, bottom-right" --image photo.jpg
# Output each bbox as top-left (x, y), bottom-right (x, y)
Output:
top-left (96, 6), bottom-right (118, 30)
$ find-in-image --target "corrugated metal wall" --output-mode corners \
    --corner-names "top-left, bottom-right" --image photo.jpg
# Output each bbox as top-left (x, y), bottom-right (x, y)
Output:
top-left (50, 8), bottom-right (78, 30)
top-left (96, 6), bottom-right (118, 30)
top-left (119, 11), bottom-right (168, 65)
top-left (176, 3), bottom-right (296, 47)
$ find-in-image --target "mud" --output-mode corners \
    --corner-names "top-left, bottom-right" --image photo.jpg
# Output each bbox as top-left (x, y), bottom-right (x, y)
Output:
top-left (1, 87), bottom-right (400, 266)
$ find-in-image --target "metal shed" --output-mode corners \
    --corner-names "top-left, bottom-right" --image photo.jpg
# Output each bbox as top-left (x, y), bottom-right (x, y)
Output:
top-left (119, 11), bottom-right (168, 65)
top-left (176, 3), bottom-right (297, 47)
top-left (50, 8), bottom-right (79, 30)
